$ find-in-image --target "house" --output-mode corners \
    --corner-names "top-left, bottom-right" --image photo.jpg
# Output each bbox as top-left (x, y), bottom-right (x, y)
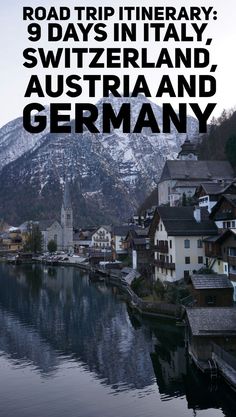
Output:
top-left (209, 194), bottom-right (236, 230)
top-left (150, 206), bottom-right (218, 283)
top-left (123, 227), bottom-right (151, 271)
top-left (189, 274), bottom-right (234, 307)
top-left (158, 160), bottom-right (234, 206)
top-left (185, 307), bottom-right (236, 369)
top-left (204, 229), bottom-right (236, 299)
top-left (195, 181), bottom-right (236, 213)
top-left (91, 225), bottom-right (112, 250)
top-left (73, 228), bottom-right (95, 254)
top-left (0, 227), bottom-right (23, 252)
top-left (112, 225), bottom-right (130, 257)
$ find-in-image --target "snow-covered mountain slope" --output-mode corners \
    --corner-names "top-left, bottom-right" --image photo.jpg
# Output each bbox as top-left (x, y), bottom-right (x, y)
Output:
top-left (0, 96), bottom-right (199, 225)
top-left (0, 108), bottom-right (51, 171)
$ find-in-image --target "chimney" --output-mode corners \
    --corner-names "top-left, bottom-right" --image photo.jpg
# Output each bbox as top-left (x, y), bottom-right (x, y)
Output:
top-left (194, 206), bottom-right (201, 223)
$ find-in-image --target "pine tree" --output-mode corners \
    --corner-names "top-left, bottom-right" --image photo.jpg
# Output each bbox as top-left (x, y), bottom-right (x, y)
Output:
top-left (24, 223), bottom-right (43, 253)
top-left (47, 240), bottom-right (57, 253)
top-left (225, 135), bottom-right (236, 167)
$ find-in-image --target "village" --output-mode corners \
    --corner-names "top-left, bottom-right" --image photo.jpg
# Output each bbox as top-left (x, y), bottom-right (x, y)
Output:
top-left (1, 138), bottom-right (236, 392)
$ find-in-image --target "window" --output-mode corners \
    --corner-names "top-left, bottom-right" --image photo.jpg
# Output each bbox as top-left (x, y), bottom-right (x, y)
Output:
top-left (184, 270), bottom-right (190, 279)
top-left (169, 240), bottom-right (172, 249)
top-left (160, 224), bottom-right (163, 231)
top-left (54, 234), bottom-right (57, 244)
top-left (198, 256), bottom-right (203, 264)
top-left (232, 221), bottom-right (236, 228)
top-left (205, 295), bottom-right (216, 306)
top-left (185, 257), bottom-right (190, 264)
top-left (170, 255), bottom-right (173, 262)
top-left (184, 239), bottom-right (190, 248)
top-left (197, 239), bottom-right (203, 248)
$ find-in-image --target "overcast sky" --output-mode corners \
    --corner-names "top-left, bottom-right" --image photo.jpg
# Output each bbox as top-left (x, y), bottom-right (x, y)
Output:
top-left (0, 0), bottom-right (236, 127)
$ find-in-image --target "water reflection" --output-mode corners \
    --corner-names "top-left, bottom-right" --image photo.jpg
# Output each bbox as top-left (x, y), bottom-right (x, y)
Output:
top-left (0, 264), bottom-right (155, 391)
top-left (0, 263), bottom-right (235, 417)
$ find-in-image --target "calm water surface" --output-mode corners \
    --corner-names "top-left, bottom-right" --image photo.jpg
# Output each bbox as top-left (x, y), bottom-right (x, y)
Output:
top-left (0, 263), bottom-right (235, 417)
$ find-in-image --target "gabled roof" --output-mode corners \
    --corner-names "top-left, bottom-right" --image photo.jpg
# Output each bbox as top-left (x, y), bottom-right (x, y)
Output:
top-left (204, 229), bottom-right (236, 244)
top-left (191, 274), bottom-right (233, 290)
top-left (156, 206), bottom-right (217, 236)
top-left (197, 181), bottom-right (234, 195)
top-left (112, 225), bottom-right (132, 236)
top-left (38, 220), bottom-right (60, 231)
top-left (186, 308), bottom-right (236, 336)
top-left (159, 160), bottom-right (234, 183)
top-left (210, 194), bottom-right (236, 219)
top-left (92, 225), bottom-right (112, 235)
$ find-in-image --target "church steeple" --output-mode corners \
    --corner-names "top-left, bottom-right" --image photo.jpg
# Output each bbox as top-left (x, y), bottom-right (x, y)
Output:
top-left (61, 180), bottom-right (73, 251)
top-left (177, 137), bottom-right (198, 160)
top-left (63, 179), bottom-right (72, 210)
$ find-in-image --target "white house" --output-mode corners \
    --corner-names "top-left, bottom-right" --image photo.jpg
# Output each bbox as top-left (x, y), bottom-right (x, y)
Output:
top-left (91, 225), bottom-right (112, 249)
top-left (152, 206), bottom-right (217, 283)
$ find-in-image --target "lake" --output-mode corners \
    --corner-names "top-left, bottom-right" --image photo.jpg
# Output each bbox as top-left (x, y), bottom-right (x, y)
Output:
top-left (0, 263), bottom-right (235, 417)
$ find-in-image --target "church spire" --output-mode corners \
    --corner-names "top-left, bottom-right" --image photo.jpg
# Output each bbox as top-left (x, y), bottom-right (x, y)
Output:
top-left (63, 179), bottom-right (72, 209)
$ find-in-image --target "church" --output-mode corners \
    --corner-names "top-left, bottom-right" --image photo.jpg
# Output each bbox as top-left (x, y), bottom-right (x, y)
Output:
top-left (158, 138), bottom-right (234, 206)
top-left (40, 181), bottom-right (74, 253)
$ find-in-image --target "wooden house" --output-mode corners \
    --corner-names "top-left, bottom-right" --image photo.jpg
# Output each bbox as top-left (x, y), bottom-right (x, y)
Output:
top-left (189, 274), bottom-right (234, 307)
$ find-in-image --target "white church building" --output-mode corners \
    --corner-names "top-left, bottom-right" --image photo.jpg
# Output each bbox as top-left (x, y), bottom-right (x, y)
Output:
top-left (40, 181), bottom-right (74, 253)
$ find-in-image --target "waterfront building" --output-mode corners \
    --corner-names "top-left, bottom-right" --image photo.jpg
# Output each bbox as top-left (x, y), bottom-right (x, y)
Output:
top-left (150, 206), bottom-right (217, 282)
top-left (189, 274), bottom-right (234, 307)
top-left (91, 225), bottom-right (112, 249)
top-left (204, 229), bottom-right (236, 300)
top-left (185, 307), bottom-right (236, 389)
top-left (123, 227), bottom-right (151, 271)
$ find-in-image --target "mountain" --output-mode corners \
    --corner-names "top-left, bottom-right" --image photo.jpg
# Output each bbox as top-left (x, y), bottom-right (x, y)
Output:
top-left (0, 108), bottom-right (51, 171)
top-left (198, 110), bottom-right (236, 161)
top-left (0, 96), bottom-right (199, 226)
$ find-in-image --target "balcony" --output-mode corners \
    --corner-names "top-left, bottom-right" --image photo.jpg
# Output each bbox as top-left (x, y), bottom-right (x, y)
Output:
top-left (153, 243), bottom-right (169, 253)
top-left (154, 260), bottom-right (175, 270)
top-left (228, 256), bottom-right (236, 267)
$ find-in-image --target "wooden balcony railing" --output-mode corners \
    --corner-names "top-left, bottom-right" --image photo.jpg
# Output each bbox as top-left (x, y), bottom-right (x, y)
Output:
top-left (154, 260), bottom-right (175, 270)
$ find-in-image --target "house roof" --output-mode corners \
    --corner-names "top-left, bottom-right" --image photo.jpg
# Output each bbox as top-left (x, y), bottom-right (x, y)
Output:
top-left (112, 225), bottom-right (132, 236)
top-left (197, 182), bottom-right (233, 195)
top-left (133, 238), bottom-right (149, 245)
top-left (156, 206), bottom-right (217, 236)
top-left (92, 225), bottom-right (112, 235)
top-left (191, 274), bottom-right (233, 290)
top-left (186, 308), bottom-right (236, 336)
top-left (210, 194), bottom-right (236, 219)
top-left (159, 160), bottom-right (234, 183)
top-left (204, 229), bottom-right (236, 244)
